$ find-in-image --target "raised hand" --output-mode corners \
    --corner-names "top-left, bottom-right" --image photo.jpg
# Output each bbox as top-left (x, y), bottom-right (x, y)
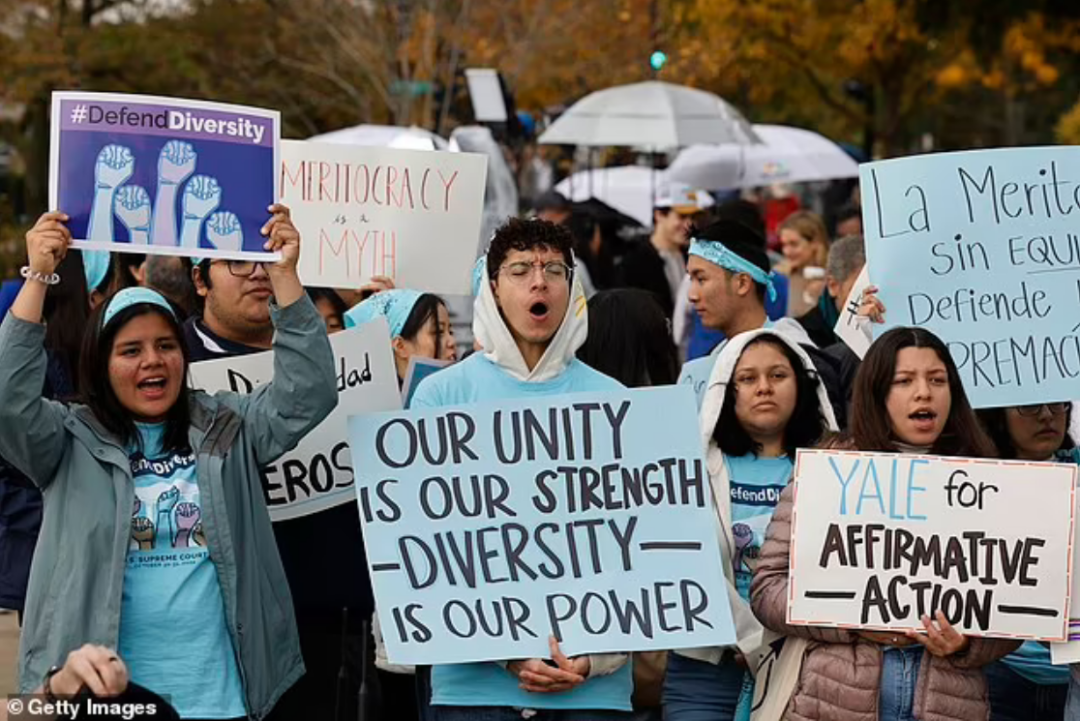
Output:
top-left (94, 145), bottom-right (135, 190)
top-left (260, 203), bottom-right (305, 307)
top-left (173, 502), bottom-right (202, 548)
top-left (25, 212), bottom-right (71, 276)
top-left (88, 145), bottom-right (134, 244)
top-left (114, 185), bottom-right (152, 245)
top-left (183, 175), bottom-right (222, 220)
top-left (151, 140), bottom-right (197, 247)
top-left (156, 486), bottom-right (180, 513)
top-left (130, 517), bottom-right (155, 551)
top-left (206, 211), bottom-right (243, 252)
top-left (157, 140), bottom-right (197, 186)
top-left (179, 175), bottom-right (222, 249)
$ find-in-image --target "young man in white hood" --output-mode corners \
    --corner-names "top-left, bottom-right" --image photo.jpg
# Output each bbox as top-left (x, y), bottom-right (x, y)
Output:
top-left (411, 218), bottom-right (632, 720)
top-left (677, 220), bottom-right (845, 425)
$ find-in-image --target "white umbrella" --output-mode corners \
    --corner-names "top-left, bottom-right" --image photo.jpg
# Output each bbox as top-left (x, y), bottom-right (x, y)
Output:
top-left (538, 81), bottom-right (760, 148)
top-left (554, 166), bottom-right (667, 227)
top-left (668, 124), bottom-right (860, 189)
top-left (308, 124), bottom-right (449, 151)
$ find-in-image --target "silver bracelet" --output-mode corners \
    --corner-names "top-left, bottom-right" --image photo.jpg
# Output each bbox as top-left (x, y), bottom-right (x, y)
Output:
top-left (20, 265), bottom-right (60, 286)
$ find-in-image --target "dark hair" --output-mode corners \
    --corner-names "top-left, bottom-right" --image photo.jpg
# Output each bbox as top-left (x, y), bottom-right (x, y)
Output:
top-left (306, 287), bottom-right (348, 325)
top-left (44, 251), bottom-right (91, 398)
top-left (715, 199), bottom-right (766, 240)
top-left (145, 256), bottom-right (197, 318)
top-left (976, 404), bottom-right (1075, 459)
top-left (713, 335), bottom-right (827, 458)
top-left (487, 217), bottom-right (575, 280)
top-left (399, 293), bottom-right (450, 359)
top-left (835, 203), bottom-right (863, 228)
top-left (93, 253), bottom-right (143, 297)
top-left (535, 191), bottom-right (571, 213)
top-left (194, 259), bottom-right (213, 289)
top-left (79, 300), bottom-right (192, 454)
top-left (847, 327), bottom-right (996, 457)
top-left (577, 289), bottom-right (678, 387)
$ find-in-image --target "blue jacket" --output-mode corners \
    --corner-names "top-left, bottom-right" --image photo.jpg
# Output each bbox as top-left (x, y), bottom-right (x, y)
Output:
top-left (0, 296), bottom-right (338, 719)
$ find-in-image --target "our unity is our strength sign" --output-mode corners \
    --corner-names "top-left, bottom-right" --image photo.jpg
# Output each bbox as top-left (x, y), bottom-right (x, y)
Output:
top-left (348, 387), bottom-right (736, 665)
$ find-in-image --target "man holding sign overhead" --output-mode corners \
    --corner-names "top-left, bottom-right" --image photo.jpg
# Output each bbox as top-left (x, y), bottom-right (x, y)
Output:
top-left (410, 218), bottom-right (633, 718)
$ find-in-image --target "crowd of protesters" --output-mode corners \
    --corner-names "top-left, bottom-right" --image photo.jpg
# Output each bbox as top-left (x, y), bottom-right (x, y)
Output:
top-left (1, 175), bottom-right (1077, 721)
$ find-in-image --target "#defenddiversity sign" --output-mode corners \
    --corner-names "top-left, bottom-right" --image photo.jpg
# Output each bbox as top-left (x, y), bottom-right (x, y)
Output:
top-left (348, 386), bottom-right (737, 665)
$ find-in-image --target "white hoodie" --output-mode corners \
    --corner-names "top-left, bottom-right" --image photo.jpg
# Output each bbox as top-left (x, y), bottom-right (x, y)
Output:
top-left (675, 328), bottom-right (839, 667)
top-left (472, 255), bottom-right (589, 381)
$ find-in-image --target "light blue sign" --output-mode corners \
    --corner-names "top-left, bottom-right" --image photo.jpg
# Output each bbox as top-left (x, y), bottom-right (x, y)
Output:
top-left (348, 386), bottom-right (735, 665)
top-left (862, 147), bottom-right (1080, 408)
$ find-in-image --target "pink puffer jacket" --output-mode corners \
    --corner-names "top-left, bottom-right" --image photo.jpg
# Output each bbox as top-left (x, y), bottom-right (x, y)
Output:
top-left (750, 484), bottom-right (1020, 721)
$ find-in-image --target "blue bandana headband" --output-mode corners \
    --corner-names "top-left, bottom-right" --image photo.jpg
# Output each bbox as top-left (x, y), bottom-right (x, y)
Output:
top-left (102, 287), bottom-right (177, 328)
top-left (688, 238), bottom-right (777, 302)
top-left (83, 250), bottom-right (111, 293)
top-left (471, 256), bottom-right (487, 297)
top-left (344, 289), bottom-right (424, 338)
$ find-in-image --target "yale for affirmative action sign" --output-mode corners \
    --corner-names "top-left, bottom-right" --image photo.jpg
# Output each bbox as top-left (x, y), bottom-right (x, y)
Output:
top-left (348, 386), bottom-right (735, 665)
top-left (788, 450), bottom-right (1076, 640)
top-left (863, 146), bottom-right (1080, 408)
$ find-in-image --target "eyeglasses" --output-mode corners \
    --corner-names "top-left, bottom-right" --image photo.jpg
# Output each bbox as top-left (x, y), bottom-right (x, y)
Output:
top-left (1015, 402), bottom-right (1069, 417)
top-left (499, 260), bottom-right (572, 284)
top-left (213, 260), bottom-right (267, 277)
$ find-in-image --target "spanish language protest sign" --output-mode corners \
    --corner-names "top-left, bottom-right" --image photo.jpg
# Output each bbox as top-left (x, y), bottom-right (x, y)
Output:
top-left (189, 320), bottom-right (401, 521)
top-left (51, 91), bottom-right (280, 260)
top-left (788, 449), bottom-right (1075, 640)
top-left (861, 147), bottom-right (1080, 407)
top-left (347, 386), bottom-right (735, 665)
top-left (281, 139), bottom-right (487, 295)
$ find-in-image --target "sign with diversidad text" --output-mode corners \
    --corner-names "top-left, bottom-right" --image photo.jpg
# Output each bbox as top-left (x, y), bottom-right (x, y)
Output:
top-left (189, 320), bottom-right (401, 521)
top-left (862, 146), bottom-right (1080, 408)
top-left (347, 386), bottom-right (735, 665)
top-left (788, 449), bottom-right (1076, 640)
top-left (281, 139), bottom-right (487, 295)
top-left (52, 91), bottom-right (280, 260)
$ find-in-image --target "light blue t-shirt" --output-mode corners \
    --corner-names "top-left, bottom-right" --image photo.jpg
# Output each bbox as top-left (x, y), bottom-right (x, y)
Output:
top-left (119, 423), bottom-right (246, 719)
top-left (726, 454), bottom-right (793, 602)
top-left (412, 353), bottom-right (633, 712)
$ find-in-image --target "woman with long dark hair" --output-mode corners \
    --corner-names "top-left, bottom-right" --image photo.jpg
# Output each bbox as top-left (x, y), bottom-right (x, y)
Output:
top-left (664, 329), bottom-right (836, 720)
top-left (0, 207), bottom-right (337, 720)
top-left (751, 327), bottom-right (1016, 721)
